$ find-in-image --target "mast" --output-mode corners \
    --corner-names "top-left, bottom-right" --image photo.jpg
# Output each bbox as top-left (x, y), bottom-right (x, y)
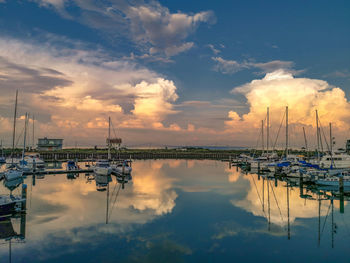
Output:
top-left (287, 181), bottom-right (290, 240)
top-left (11, 90), bottom-right (18, 163)
top-left (268, 180), bottom-right (270, 231)
top-left (303, 127), bottom-right (308, 151)
top-left (285, 106), bottom-right (288, 158)
top-left (319, 128), bottom-right (324, 152)
top-left (318, 193), bottom-right (321, 247)
top-left (32, 114), bottom-right (35, 150)
top-left (1, 139), bottom-right (3, 157)
top-left (108, 117), bottom-right (111, 160)
top-left (267, 107), bottom-right (269, 158)
top-left (106, 182), bottom-right (109, 224)
top-left (22, 113), bottom-right (28, 162)
top-left (329, 123), bottom-right (333, 168)
top-left (316, 110), bottom-right (320, 162)
top-left (331, 199), bottom-right (334, 248)
top-left (261, 120), bottom-right (264, 154)
top-left (262, 177), bottom-right (265, 212)
top-left (329, 123), bottom-right (332, 154)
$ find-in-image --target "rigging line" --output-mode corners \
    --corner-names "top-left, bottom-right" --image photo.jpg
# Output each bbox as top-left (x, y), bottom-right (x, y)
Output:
top-left (108, 183), bottom-right (122, 220)
top-left (252, 123), bottom-right (263, 157)
top-left (269, 180), bottom-right (285, 224)
top-left (318, 119), bottom-right (331, 153)
top-left (29, 176), bottom-right (33, 209)
top-left (253, 113), bottom-right (268, 156)
top-left (109, 179), bottom-right (119, 203)
top-left (110, 120), bottom-right (118, 138)
top-left (321, 201), bottom-right (332, 237)
top-left (272, 110), bottom-right (285, 151)
top-left (15, 125), bottom-right (25, 149)
top-left (250, 174), bottom-right (267, 219)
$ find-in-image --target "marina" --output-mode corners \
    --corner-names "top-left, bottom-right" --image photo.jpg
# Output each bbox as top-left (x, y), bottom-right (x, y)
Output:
top-left (1, 1), bottom-right (349, 261)
top-left (1, 159), bottom-right (350, 262)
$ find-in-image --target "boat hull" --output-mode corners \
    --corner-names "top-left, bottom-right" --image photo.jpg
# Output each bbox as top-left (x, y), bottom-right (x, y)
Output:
top-left (316, 179), bottom-right (350, 187)
top-left (4, 170), bottom-right (23, 181)
top-left (112, 166), bottom-right (132, 175)
top-left (93, 167), bottom-right (112, 176)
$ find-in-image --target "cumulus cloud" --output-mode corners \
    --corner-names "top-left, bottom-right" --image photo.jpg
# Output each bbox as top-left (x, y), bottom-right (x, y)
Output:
top-left (126, 3), bottom-right (214, 56)
top-left (225, 69), bottom-right (350, 148)
top-left (212, 57), bottom-right (295, 75)
top-left (33, 0), bottom-right (215, 57)
top-left (0, 36), bottom-right (182, 146)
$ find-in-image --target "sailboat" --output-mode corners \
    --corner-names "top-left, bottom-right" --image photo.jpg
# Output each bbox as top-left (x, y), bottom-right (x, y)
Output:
top-left (5, 113), bottom-right (45, 170)
top-left (93, 117), bottom-right (112, 176)
top-left (4, 90), bottom-right (23, 181)
top-left (250, 107), bottom-right (279, 172)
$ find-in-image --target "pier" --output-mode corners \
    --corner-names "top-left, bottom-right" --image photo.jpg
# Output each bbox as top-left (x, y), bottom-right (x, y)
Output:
top-left (4, 151), bottom-right (236, 161)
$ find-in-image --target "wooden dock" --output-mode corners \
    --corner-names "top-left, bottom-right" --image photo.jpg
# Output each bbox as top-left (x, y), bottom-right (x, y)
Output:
top-left (20, 169), bottom-right (128, 177)
top-left (23, 169), bottom-right (93, 175)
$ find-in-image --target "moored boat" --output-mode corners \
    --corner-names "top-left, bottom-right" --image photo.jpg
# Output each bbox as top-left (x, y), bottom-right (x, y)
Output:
top-left (0, 195), bottom-right (25, 216)
top-left (111, 160), bottom-right (132, 175)
top-left (4, 167), bottom-right (23, 182)
top-left (93, 160), bottom-right (112, 176)
top-left (319, 152), bottom-right (350, 169)
top-left (316, 176), bottom-right (350, 187)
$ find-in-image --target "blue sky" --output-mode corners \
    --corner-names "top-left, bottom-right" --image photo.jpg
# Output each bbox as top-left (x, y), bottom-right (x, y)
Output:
top-left (0, 0), bottom-right (349, 147)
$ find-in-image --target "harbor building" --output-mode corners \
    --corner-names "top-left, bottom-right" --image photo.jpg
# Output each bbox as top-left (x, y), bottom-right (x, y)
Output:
top-left (37, 137), bottom-right (63, 151)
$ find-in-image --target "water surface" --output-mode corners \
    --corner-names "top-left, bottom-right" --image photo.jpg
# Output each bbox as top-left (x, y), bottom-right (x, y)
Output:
top-left (1, 160), bottom-right (349, 262)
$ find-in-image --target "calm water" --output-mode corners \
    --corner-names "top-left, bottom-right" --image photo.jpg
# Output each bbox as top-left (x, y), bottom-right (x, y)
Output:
top-left (1, 160), bottom-right (350, 262)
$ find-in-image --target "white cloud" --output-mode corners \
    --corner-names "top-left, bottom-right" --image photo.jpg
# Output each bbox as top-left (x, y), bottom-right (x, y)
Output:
top-left (33, 0), bottom-right (215, 57)
top-left (212, 56), bottom-right (295, 75)
top-left (0, 36), bottom-right (182, 146)
top-left (35, 0), bottom-right (66, 8)
top-left (212, 57), bottom-right (246, 74)
top-left (207, 44), bottom-right (221, 55)
top-left (249, 60), bottom-right (294, 74)
top-left (323, 70), bottom-right (350, 79)
top-left (225, 69), bottom-right (350, 148)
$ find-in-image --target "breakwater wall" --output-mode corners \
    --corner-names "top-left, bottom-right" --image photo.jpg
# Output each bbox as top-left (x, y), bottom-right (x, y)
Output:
top-left (21, 152), bottom-right (235, 161)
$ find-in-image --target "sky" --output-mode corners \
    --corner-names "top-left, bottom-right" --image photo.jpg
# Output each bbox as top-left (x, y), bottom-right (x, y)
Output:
top-left (0, 0), bottom-right (349, 148)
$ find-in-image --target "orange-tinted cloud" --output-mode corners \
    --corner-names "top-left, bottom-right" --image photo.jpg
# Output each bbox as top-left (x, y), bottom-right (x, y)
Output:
top-left (225, 70), bottom-right (350, 148)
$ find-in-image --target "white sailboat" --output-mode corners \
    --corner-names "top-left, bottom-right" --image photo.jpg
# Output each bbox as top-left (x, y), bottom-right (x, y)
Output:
top-left (4, 90), bottom-right (23, 181)
top-left (320, 152), bottom-right (350, 169)
top-left (93, 117), bottom-right (112, 176)
top-left (319, 123), bottom-right (350, 169)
